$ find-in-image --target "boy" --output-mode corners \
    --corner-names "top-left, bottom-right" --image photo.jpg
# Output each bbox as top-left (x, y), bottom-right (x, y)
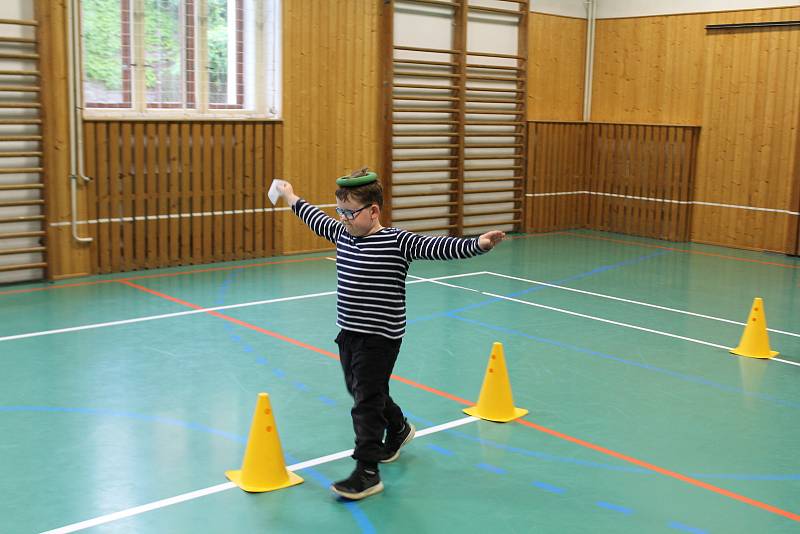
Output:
top-left (275, 169), bottom-right (504, 500)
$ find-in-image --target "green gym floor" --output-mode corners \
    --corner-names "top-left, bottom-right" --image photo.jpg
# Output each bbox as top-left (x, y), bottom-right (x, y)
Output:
top-left (2, 229), bottom-right (799, 534)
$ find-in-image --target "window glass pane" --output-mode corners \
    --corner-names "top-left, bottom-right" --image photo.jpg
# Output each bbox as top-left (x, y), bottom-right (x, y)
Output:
top-left (82, 0), bottom-right (131, 107)
top-left (207, 0), bottom-right (242, 108)
top-left (144, 0), bottom-right (185, 107)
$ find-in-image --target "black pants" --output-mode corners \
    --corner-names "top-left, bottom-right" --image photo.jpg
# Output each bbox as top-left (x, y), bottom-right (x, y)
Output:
top-left (335, 329), bottom-right (405, 466)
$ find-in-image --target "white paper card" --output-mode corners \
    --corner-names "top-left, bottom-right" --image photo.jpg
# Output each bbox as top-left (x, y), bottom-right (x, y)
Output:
top-left (268, 179), bottom-right (286, 205)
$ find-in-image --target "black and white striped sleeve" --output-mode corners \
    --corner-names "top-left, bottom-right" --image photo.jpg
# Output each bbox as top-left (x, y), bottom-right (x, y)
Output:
top-left (395, 229), bottom-right (486, 261)
top-left (291, 199), bottom-right (344, 244)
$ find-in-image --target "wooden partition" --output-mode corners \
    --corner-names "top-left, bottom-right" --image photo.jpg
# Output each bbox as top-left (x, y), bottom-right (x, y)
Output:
top-left (82, 120), bottom-right (281, 273)
top-left (591, 7), bottom-right (800, 253)
top-left (528, 121), bottom-right (700, 241)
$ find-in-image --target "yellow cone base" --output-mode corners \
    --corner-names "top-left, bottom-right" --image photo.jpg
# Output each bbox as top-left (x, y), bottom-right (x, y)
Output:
top-left (730, 347), bottom-right (778, 359)
top-left (464, 342), bottom-right (528, 423)
top-left (463, 405), bottom-right (528, 423)
top-left (226, 392), bottom-right (304, 493)
top-left (225, 468), bottom-right (303, 493)
top-left (729, 297), bottom-right (779, 359)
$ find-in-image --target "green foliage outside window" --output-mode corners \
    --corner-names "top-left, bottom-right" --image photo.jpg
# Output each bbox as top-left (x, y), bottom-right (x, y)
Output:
top-left (82, 0), bottom-right (232, 94)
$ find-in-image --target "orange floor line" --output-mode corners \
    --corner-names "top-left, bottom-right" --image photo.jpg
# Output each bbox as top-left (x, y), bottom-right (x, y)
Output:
top-left (122, 278), bottom-right (800, 524)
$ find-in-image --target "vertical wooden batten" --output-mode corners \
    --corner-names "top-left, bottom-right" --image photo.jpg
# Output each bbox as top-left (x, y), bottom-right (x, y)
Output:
top-left (36, 0), bottom-right (91, 279)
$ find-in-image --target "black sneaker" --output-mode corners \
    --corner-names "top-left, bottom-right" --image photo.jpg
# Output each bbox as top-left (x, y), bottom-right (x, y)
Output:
top-left (380, 419), bottom-right (416, 463)
top-left (331, 467), bottom-right (384, 500)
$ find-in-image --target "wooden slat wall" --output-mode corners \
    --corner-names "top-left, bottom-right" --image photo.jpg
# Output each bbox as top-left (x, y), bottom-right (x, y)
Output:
top-left (791, 110), bottom-right (800, 256)
top-left (280, 0), bottom-right (380, 254)
top-left (83, 120), bottom-right (280, 273)
top-left (528, 121), bottom-right (699, 241)
top-left (528, 12), bottom-right (586, 121)
top-left (695, 14), bottom-right (800, 253)
top-left (591, 7), bottom-right (800, 253)
top-left (527, 122), bottom-right (585, 231)
top-left (385, 0), bottom-right (528, 236)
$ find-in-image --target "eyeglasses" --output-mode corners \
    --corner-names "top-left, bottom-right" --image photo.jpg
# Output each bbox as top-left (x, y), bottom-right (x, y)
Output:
top-left (335, 205), bottom-right (371, 221)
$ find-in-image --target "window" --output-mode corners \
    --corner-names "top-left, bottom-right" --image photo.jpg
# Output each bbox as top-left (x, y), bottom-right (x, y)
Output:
top-left (81, 0), bottom-right (281, 117)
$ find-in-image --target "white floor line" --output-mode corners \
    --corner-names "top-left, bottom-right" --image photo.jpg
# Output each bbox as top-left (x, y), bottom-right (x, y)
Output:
top-left (410, 276), bottom-right (800, 368)
top-left (39, 416), bottom-right (478, 534)
top-left (2, 272), bottom-right (486, 343)
top-left (485, 271), bottom-right (800, 339)
top-left (479, 290), bottom-right (730, 350)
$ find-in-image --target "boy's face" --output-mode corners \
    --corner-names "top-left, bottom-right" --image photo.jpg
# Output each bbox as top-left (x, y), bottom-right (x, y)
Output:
top-left (336, 197), bottom-right (379, 236)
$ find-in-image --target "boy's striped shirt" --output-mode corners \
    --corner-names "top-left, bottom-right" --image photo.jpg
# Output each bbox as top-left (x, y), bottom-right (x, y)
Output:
top-left (292, 200), bottom-right (486, 339)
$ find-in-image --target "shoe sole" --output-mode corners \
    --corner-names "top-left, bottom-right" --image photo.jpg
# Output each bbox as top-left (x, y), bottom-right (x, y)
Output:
top-left (380, 423), bottom-right (416, 463)
top-left (330, 481), bottom-right (384, 500)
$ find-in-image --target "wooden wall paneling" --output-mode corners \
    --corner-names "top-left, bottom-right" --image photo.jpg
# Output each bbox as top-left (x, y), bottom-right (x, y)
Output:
top-left (108, 122), bottom-right (121, 270)
top-left (599, 124), bottom-right (613, 231)
top-left (585, 123), bottom-right (597, 228)
top-left (167, 123), bottom-right (179, 264)
top-left (528, 13), bottom-right (586, 121)
top-left (144, 123), bottom-right (157, 268)
top-left (191, 124), bottom-right (203, 264)
top-left (592, 14), bottom-right (707, 125)
top-left (620, 123), bottom-right (632, 235)
top-left (537, 122), bottom-right (547, 230)
top-left (641, 125), bottom-right (653, 238)
top-left (270, 122), bottom-right (281, 255)
top-left (663, 127), bottom-right (677, 240)
top-left (593, 7), bottom-right (798, 252)
top-left (222, 123), bottom-right (233, 261)
top-left (634, 124), bottom-right (647, 237)
top-left (211, 124), bottom-right (222, 261)
top-left (525, 122), bottom-right (535, 229)
top-left (564, 124), bottom-right (578, 229)
top-left (790, 92), bottom-right (800, 255)
top-left (82, 121), bottom-right (99, 273)
top-left (644, 125), bottom-right (657, 238)
top-left (233, 123), bottom-right (244, 258)
top-left (156, 123), bottom-right (169, 265)
top-left (553, 123), bottom-right (565, 229)
top-left (212, 123), bottom-right (223, 261)
top-left (133, 123), bottom-right (145, 265)
top-left (613, 124), bottom-right (625, 234)
top-left (241, 124), bottom-right (253, 258)
top-left (178, 124), bottom-right (190, 263)
top-left (281, 0), bottom-right (379, 254)
top-left (120, 122), bottom-right (133, 270)
top-left (254, 123), bottom-right (266, 257)
top-left (96, 122), bottom-right (111, 271)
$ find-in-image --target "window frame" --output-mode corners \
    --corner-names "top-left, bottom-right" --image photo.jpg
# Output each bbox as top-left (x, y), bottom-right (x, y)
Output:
top-left (82, 0), bottom-right (279, 119)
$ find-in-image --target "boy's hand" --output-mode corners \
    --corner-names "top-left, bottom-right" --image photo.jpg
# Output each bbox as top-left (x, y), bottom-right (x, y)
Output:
top-left (478, 230), bottom-right (505, 251)
top-left (276, 180), bottom-right (299, 206)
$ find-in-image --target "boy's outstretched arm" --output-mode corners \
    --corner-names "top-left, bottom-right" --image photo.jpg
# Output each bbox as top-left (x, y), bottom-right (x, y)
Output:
top-left (277, 180), bottom-right (344, 245)
top-left (397, 229), bottom-right (505, 261)
top-left (478, 230), bottom-right (505, 251)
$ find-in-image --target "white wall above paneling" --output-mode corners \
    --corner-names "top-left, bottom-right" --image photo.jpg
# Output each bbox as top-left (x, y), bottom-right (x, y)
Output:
top-left (0, 0), bottom-right (32, 20)
top-left (531, 0), bottom-right (588, 19)
top-left (532, 0), bottom-right (798, 19)
top-left (595, 0), bottom-right (799, 19)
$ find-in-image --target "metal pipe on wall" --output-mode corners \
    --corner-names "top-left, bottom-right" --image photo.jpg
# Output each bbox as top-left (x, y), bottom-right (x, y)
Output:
top-left (67, 0), bottom-right (92, 243)
top-left (582, 0), bottom-right (596, 121)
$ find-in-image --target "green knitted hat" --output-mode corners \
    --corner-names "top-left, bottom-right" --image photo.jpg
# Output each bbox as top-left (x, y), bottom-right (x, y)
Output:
top-left (336, 166), bottom-right (378, 187)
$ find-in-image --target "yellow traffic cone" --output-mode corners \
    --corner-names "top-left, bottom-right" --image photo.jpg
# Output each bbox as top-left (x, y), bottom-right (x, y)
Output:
top-left (225, 393), bottom-right (303, 492)
top-left (464, 342), bottom-right (528, 422)
top-left (730, 298), bottom-right (779, 359)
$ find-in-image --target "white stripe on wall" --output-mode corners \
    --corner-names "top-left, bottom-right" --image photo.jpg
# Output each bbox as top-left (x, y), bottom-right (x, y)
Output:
top-left (49, 204), bottom-right (339, 227)
top-left (526, 191), bottom-right (800, 216)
